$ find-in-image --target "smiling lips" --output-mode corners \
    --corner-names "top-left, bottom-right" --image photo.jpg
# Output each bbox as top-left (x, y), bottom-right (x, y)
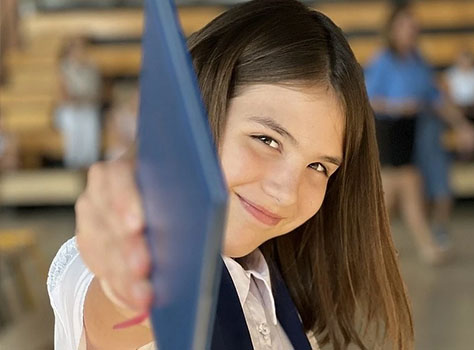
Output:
top-left (237, 194), bottom-right (283, 226)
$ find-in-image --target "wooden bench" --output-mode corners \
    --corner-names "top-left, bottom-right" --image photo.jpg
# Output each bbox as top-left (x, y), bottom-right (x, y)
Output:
top-left (18, 129), bottom-right (64, 166)
top-left (315, 1), bottom-right (387, 31)
top-left (0, 228), bottom-right (49, 311)
top-left (21, 6), bottom-right (226, 41)
top-left (22, 9), bottom-right (144, 41)
top-left (316, 0), bottom-right (474, 31)
top-left (350, 32), bottom-right (474, 66)
top-left (14, 1), bottom-right (473, 76)
top-left (21, 1), bottom-right (474, 42)
top-left (20, 1), bottom-right (474, 43)
top-left (87, 44), bottom-right (141, 77)
top-left (415, 1), bottom-right (474, 28)
top-left (0, 169), bottom-right (85, 205)
top-left (1, 103), bottom-right (53, 133)
top-left (40, 31), bottom-right (472, 79)
top-left (4, 48), bottom-right (57, 66)
top-left (451, 162), bottom-right (474, 197)
top-left (0, 92), bottom-right (56, 105)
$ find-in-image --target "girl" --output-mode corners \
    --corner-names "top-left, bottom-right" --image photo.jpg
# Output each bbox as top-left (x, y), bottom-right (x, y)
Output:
top-left (48, 1), bottom-right (413, 349)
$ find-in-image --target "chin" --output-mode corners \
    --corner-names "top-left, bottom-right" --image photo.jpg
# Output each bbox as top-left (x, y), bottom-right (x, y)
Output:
top-left (222, 226), bottom-right (263, 258)
top-left (222, 243), bottom-right (254, 258)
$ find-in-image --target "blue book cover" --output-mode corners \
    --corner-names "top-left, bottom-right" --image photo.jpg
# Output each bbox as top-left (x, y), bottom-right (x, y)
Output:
top-left (136, 1), bottom-right (228, 349)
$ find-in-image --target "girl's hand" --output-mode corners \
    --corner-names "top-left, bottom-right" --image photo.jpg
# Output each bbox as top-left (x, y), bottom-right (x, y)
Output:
top-left (76, 159), bottom-right (153, 314)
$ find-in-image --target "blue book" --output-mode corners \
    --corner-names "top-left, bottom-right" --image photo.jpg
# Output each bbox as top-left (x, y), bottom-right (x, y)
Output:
top-left (136, 1), bottom-right (228, 349)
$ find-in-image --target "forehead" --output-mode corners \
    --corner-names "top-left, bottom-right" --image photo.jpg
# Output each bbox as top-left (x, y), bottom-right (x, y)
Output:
top-left (226, 83), bottom-right (345, 155)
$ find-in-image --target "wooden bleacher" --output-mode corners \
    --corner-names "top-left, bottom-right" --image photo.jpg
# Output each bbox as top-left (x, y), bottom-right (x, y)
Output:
top-left (0, 169), bottom-right (85, 206)
top-left (87, 44), bottom-right (142, 78)
top-left (451, 162), bottom-right (474, 197)
top-left (316, 1), bottom-right (474, 31)
top-left (350, 33), bottom-right (474, 68)
top-left (0, 1), bottom-right (473, 204)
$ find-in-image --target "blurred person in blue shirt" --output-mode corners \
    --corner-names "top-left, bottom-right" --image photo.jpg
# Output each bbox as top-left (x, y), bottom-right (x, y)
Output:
top-left (364, 3), bottom-right (474, 264)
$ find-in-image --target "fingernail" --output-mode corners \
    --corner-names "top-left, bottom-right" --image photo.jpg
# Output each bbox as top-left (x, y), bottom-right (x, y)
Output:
top-left (113, 312), bottom-right (150, 330)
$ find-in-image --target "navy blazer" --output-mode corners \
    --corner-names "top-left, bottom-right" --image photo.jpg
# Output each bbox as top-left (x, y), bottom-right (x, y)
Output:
top-left (211, 259), bottom-right (312, 350)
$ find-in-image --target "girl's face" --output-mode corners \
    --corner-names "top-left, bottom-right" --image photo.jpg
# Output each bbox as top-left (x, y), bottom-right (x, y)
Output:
top-left (219, 84), bottom-right (344, 257)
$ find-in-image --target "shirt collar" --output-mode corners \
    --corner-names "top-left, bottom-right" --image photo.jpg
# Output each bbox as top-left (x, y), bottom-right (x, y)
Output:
top-left (222, 249), bottom-right (278, 325)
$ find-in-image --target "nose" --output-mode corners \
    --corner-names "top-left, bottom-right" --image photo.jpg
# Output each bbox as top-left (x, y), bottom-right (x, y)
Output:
top-left (260, 162), bottom-right (301, 207)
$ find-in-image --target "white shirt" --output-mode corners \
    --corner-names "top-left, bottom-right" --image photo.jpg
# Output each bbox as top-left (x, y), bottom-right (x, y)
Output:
top-left (47, 238), bottom-right (320, 350)
top-left (445, 67), bottom-right (474, 107)
top-left (223, 251), bottom-right (293, 349)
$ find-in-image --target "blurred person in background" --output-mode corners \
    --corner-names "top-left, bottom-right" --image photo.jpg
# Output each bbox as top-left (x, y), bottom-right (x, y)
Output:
top-left (443, 49), bottom-right (474, 121)
top-left (104, 83), bottom-right (139, 161)
top-left (55, 36), bottom-right (102, 169)
top-left (364, 3), bottom-right (474, 263)
top-left (429, 48), bottom-right (474, 244)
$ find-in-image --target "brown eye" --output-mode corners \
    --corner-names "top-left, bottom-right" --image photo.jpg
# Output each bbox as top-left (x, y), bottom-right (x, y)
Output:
top-left (309, 162), bottom-right (328, 175)
top-left (253, 135), bottom-right (280, 149)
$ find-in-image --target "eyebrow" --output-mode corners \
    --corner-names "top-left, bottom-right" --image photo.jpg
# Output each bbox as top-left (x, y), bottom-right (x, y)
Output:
top-left (247, 115), bottom-right (342, 167)
top-left (248, 116), bottom-right (298, 144)
top-left (320, 156), bottom-right (342, 167)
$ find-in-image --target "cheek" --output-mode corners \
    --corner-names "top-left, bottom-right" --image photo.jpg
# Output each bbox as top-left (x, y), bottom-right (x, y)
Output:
top-left (221, 140), bottom-right (262, 188)
top-left (276, 182), bottom-right (327, 237)
top-left (297, 181), bottom-right (328, 222)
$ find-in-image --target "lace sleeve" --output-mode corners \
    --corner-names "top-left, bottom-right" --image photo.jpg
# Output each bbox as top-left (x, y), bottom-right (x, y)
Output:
top-left (47, 237), bottom-right (94, 350)
top-left (47, 237), bottom-right (79, 293)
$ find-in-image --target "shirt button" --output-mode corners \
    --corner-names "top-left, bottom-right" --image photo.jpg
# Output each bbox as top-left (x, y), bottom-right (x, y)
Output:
top-left (257, 322), bottom-right (270, 337)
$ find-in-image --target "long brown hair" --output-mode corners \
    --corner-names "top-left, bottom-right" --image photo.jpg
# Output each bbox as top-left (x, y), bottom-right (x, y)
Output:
top-left (187, 0), bottom-right (413, 348)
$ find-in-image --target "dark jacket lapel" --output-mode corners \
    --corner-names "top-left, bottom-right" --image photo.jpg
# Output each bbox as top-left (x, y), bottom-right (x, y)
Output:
top-left (211, 260), bottom-right (253, 350)
top-left (211, 259), bottom-right (312, 350)
top-left (272, 268), bottom-right (312, 350)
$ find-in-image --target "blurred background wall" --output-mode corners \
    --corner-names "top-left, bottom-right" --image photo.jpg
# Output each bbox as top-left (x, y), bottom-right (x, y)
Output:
top-left (0, 0), bottom-right (473, 349)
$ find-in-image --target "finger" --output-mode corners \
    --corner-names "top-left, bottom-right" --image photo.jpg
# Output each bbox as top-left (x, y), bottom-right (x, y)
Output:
top-left (84, 162), bottom-right (109, 209)
top-left (96, 237), bottom-right (143, 310)
top-left (85, 161), bottom-right (144, 232)
top-left (76, 197), bottom-right (119, 278)
top-left (106, 160), bottom-right (145, 234)
top-left (107, 268), bottom-right (153, 311)
top-left (94, 204), bottom-right (151, 280)
top-left (122, 234), bottom-right (151, 279)
top-left (85, 160), bottom-right (145, 239)
top-left (77, 180), bottom-right (151, 279)
top-left (89, 160), bottom-right (145, 236)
